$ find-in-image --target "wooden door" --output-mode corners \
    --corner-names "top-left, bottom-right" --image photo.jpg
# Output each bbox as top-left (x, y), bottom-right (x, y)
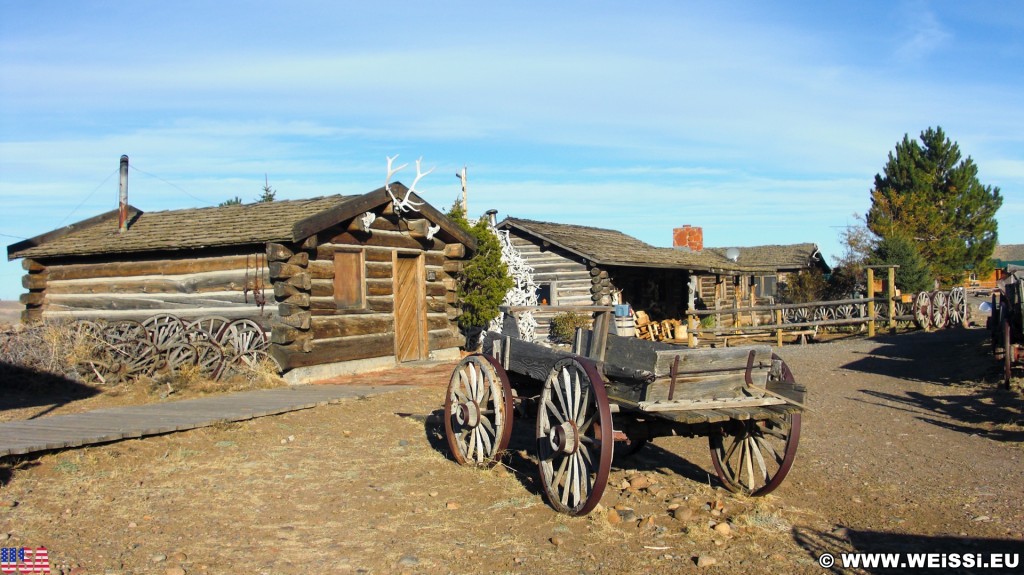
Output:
top-left (393, 253), bottom-right (428, 362)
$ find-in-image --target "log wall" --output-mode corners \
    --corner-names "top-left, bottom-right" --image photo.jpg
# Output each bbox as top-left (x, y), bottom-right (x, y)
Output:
top-left (23, 253), bottom-right (276, 329)
top-left (269, 212), bottom-right (466, 371)
top-left (507, 235), bottom-right (598, 339)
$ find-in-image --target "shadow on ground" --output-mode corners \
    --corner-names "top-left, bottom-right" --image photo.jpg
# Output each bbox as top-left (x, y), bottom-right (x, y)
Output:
top-left (794, 526), bottom-right (1021, 574)
top-left (857, 387), bottom-right (1024, 443)
top-left (841, 329), bottom-right (996, 386)
top-left (0, 362), bottom-right (100, 419)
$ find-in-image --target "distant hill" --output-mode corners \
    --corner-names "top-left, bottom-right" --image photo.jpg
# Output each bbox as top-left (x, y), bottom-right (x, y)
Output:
top-left (0, 300), bottom-right (21, 326)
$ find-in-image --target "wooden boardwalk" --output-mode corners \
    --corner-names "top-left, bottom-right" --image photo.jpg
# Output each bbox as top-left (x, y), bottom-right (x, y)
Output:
top-left (0, 384), bottom-right (411, 458)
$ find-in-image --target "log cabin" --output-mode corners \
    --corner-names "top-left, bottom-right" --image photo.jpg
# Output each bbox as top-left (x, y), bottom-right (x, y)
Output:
top-left (495, 217), bottom-right (826, 337)
top-left (7, 184), bottom-right (476, 382)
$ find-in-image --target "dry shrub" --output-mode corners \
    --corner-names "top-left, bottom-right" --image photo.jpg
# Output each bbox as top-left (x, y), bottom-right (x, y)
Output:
top-left (0, 321), bottom-right (99, 387)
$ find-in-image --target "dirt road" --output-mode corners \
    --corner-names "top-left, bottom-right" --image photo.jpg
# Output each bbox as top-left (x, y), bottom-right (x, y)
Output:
top-left (1, 327), bottom-right (1021, 574)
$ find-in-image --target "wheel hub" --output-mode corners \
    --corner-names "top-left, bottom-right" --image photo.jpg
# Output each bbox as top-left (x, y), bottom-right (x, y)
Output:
top-left (548, 421), bottom-right (580, 454)
top-left (456, 401), bottom-right (481, 428)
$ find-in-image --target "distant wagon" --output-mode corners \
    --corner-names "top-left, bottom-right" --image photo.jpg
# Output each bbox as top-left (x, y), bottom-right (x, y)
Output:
top-left (7, 184), bottom-right (475, 383)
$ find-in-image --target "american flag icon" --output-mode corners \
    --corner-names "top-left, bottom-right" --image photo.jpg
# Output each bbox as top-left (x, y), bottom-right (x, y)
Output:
top-left (0, 547), bottom-right (50, 574)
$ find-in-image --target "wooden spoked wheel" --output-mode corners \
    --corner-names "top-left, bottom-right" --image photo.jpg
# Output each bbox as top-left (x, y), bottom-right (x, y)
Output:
top-left (186, 316), bottom-right (232, 343)
top-left (1004, 317), bottom-right (1015, 390)
top-left (193, 341), bottom-right (226, 379)
top-left (710, 413), bottom-right (801, 496)
top-left (930, 291), bottom-right (949, 328)
top-left (913, 291), bottom-right (932, 330)
top-left (947, 287), bottom-right (967, 327)
top-left (709, 357), bottom-right (801, 496)
top-left (163, 343), bottom-right (198, 371)
top-left (142, 314), bottom-right (185, 350)
top-left (221, 319), bottom-right (268, 353)
top-left (536, 358), bottom-right (613, 516)
top-left (444, 354), bottom-right (514, 467)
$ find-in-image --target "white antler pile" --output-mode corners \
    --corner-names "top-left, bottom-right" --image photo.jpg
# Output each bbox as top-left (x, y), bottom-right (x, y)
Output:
top-left (384, 154), bottom-right (430, 214)
top-left (489, 226), bottom-right (538, 342)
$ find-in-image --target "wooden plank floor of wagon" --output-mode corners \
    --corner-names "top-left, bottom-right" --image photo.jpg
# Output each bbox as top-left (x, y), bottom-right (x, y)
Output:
top-left (0, 384), bottom-right (414, 458)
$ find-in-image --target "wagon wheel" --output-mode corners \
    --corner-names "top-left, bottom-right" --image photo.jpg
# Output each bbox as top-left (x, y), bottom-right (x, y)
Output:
top-left (1004, 317), bottom-right (1015, 390)
top-left (834, 305), bottom-right (853, 320)
top-left (109, 339), bottom-right (161, 379)
top-left (913, 291), bottom-right (932, 330)
top-left (444, 354), bottom-right (515, 467)
top-left (536, 357), bottom-right (613, 515)
top-left (162, 343), bottom-right (198, 371)
top-left (103, 320), bottom-right (147, 344)
top-left (219, 319), bottom-right (268, 354)
top-left (930, 291), bottom-right (948, 329)
top-left (947, 287), bottom-right (967, 327)
top-left (812, 307), bottom-right (833, 322)
top-left (75, 345), bottom-right (121, 385)
top-left (142, 314), bottom-right (186, 350)
top-left (709, 357), bottom-right (801, 496)
top-left (185, 316), bottom-right (232, 343)
top-left (222, 349), bottom-right (277, 378)
top-left (192, 340), bottom-right (226, 380)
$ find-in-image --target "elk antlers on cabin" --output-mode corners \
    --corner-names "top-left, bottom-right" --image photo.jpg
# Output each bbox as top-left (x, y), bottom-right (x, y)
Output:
top-left (384, 154), bottom-right (432, 214)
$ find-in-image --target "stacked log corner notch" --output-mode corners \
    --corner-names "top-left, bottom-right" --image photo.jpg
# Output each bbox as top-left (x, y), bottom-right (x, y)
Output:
top-left (590, 267), bottom-right (612, 305)
top-left (268, 242), bottom-right (314, 369)
top-left (20, 258), bottom-right (46, 323)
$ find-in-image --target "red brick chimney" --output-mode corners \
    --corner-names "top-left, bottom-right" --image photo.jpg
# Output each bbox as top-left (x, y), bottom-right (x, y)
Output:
top-left (672, 225), bottom-right (703, 252)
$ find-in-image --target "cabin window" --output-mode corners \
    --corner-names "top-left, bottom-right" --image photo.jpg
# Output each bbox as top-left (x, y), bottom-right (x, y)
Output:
top-left (536, 282), bottom-right (557, 305)
top-left (753, 275), bottom-right (778, 298)
top-left (333, 250), bottom-right (366, 309)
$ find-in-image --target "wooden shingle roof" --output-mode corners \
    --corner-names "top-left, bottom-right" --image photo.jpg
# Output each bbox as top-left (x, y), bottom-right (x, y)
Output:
top-left (8, 184), bottom-right (474, 260)
top-left (707, 243), bottom-right (830, 273)
top-left (993, 244), bottom-right (1024, 265)
top-left (497, 218), bottom-right (774, 273)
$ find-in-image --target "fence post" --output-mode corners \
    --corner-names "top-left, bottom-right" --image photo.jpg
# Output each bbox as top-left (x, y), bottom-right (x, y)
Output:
top-left (887, 266), bottom-right (897, 333)
top-left (687, 313), bottom-right (697, 348)
top-left (775, 308), bottom-right (783, 347)
top-left (867, 268), bottom-right (876, 337)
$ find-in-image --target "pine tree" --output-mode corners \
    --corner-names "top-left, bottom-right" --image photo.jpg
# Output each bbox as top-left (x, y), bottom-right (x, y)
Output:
top-left (219, 196), bottom-right (243, 207)
top-left (445, 200), bottom-right (513, 329)
top-left (866, 127), bottom-right (1002, 286)
top-left (868, 234), bottom-right (932, 294)
top-left (258, 174), bottom-right (276, 203)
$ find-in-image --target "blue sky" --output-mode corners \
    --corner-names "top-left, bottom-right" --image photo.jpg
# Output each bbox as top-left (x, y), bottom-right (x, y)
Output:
top-left (1, 1), bottom-right (1021, 300)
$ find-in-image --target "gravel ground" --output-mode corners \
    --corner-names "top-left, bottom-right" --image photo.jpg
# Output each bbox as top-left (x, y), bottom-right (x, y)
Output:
top-left (1, 324), bottom-right (1022, 575)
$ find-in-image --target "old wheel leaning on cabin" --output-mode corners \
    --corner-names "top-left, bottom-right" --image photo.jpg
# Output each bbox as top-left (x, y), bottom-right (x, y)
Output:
top-left (913, 291), bottom-right (932, 330)
top-left (947, 287), bottom-right (967, 327)
top-left (142, 314), bottom-right (186, 350)
top-left (708, 357), bottom-right (801, 496)
top-left (185, 316), bottom-right (232, 343)
top-left (536, 357), bottom-right (613, 516)
top-left (162, 343), bottom-right (198, 372)
top-left (930, 291), bottom-right (949, 329)
top-left (220, 319), bottom-right (268, 354)
top-left (192, 340), bottom-right (226, 379)
top-left (444, 354), bottom-right (515, 467)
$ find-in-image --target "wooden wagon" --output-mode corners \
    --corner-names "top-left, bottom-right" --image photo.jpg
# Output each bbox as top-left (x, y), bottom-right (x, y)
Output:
top-left (443, 307), bottom-right (806, 515)
top-left (994, 269), bottom-right (1023, 388)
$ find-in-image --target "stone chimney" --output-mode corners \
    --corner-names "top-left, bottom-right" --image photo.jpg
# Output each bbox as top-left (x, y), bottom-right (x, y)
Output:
top-left (672, 225), bottom-right (703, 252)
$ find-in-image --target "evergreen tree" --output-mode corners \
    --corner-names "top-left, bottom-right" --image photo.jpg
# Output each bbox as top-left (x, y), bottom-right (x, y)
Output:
top-left (219, 196), bottom-right (243, 207)
top-left (445, 200), bottom-right (513, 329)
top-left (868, 234), bottom-right (933, 294)
top-left (866, 127), bottom-right (1002, 286)
top-left (258, 175), bottom-right (276, 203)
